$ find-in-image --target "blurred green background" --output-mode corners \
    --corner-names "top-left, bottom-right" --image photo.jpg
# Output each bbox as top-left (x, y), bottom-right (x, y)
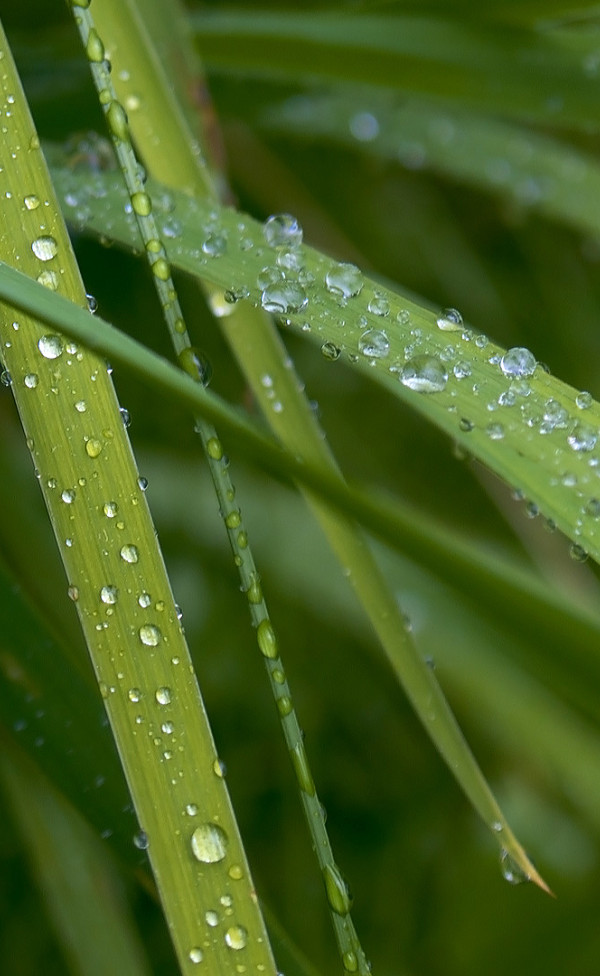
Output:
top-left (2, 2), bottom-right (600, 974)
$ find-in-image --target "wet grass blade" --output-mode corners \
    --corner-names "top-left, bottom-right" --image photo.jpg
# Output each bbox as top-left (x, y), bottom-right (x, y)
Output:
top-left (0, 26), bottom-right (276, 976)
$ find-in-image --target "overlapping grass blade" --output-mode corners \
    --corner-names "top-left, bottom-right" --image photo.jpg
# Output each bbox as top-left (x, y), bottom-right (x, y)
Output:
top-left (0, 27), bottom-right (276, 976)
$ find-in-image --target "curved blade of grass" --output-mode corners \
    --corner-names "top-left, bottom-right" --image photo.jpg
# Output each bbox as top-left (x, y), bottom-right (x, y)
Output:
top-left (261, 91), bottom-right (600, 240)
top-left (70, 3), bottom-right (370, 969)
top-left (0, 745), bottom-right (152, 976)
top-left (0, 29), bottom-right (276, 976)
top-left (191, 10), bottom-right (600, 131)
top-left (48, 165), bottom-right (600, 569)
top-left (0, 262), bottom-right (551, 896)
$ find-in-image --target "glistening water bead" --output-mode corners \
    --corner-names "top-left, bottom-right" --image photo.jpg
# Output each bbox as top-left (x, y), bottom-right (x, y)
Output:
top-left (358, 328), bottom-right (389, 359)
top-left (190, 822), bottom-right (229, 863)
top-left (499, 347), bottom-right (537, 378)
top-left (400, 355), bottom-right (448, 393)
top-left (263, 213), bottom-right (303, 248)
top-left (325, 262), bottom-right (363, 299)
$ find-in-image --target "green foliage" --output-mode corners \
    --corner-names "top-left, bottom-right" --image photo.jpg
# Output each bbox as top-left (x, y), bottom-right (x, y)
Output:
top-left (2, 2), bottom-right (600, 975)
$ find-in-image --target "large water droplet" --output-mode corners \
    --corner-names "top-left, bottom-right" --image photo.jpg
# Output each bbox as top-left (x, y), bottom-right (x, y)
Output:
top-left (436, 307), bottom-right (463, 331)
top-left (323, 863), bottom-right (352, 916)
top-left (260, 281), bottom-right (307, 314)
top-left (191, 822), bottom-right (229, 863)
top-left (139, 625), bottom-right (162, 647)
top-left (358, 328), bottom-right (389, 359)
top-left (224, 925), bottom-right (248, 950)
top-left (38, 334), bottom-right (63, 359)
top-left (120, 544), bottom-right (139, 563)
top-left (400, 355), bottom-right (448, 393)
top-left (263, 213), bottom-right (302, 248)
top-left (500, 849), bottom-right (530, 885)
top-left (188, 948), bottom-right (204, 964)
top-left (256, 619), bottom-right (278, 659)
top-left (500, 347), bottom-right (537, 378)
top-left (31, 235), bottom-right (58, 262)
top-left (100, 585), bottom-right (119, 605)
top-left (568, 423), bottom-right (598, 452)
top-left (325, 262), bottom-right (363, 299)
top-left (155, 685), bottom-right (171, 704)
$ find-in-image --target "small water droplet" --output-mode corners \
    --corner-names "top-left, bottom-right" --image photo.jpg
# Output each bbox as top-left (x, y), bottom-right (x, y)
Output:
top-left (155, 685), bottom-right (171, 703)
top-left (31, 235), bottom-right (58, 262)
top-left (323, 863), bottom-right (352, 916)
top-left (67, 585), bottom-right (79, 602)
top-left (568, 423), bottom-right (597, 452)
top-left (367, 293), bottom-right (390, 317)
top-left (100, 585), bottom-right (119, 605)
top-left (191, 822), bottom-right (229, 863)
top-left (224, 925), bottom-right (248, 951)
top-left (358, 328), bottom-right (389, 359)
top-left (213, 758), bottom-right (227, 778)
top-left (202, 232), bottom-right (227, 256)
top-left (128, 688), bottom-right (142, 703)
top-left (325, 262), bottom-right (363, 299)
top-left (24, 373), bottom-right (38, 388)
top-left (75, 400), bottom-right (87, 413)
top-left (24, 194), bottom-right (40, 211)
top-left (189, 948), bottom-right (204, 964)
top-left (38, 334), bottom-right (63, 359)
top-left (321, 341), bottom-right (341, 361)
top-left (256, 619), bottom-right (278, 659)
top-left (500, 347), bottom-right (537, 378)
top-left (576, 391), bottom-right (593, 410)
top-left (205, 909), bottom-right (219, 927)
top-left (133, 830), bottom-right (149, 850)
top-left (263, 213), bottom-right (302, 248)
top-left (260, 281), bottom-right (307, 314)
top-left (139, 625), bottom-right (162, 647)
top-left (436, 307), bottom-right (463, 331)
top-left (570, 543), bottom-right (588, 562)
top-left (61, 488), bottom-right (76, 504)
top-left (120, 544), bottom-right (139, 563)
top-left (179, 346), bottom-right (212, 386)
top-left (85, 437), bottom-right (103, 458)
top-left (500, 849), bottom-right (530, 885)
top-left (400, 355), bottom-right (448, 393)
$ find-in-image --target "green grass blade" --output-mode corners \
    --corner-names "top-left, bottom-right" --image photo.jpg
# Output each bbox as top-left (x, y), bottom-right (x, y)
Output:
top-left (48, 164), bottom-right (600, 569)
top-left (262, 91), bottom-right (600, 240)
top-left (0, 747), bottom-right (152, 976)
top-left (0, 27), bottom-right (276, 976)
top-left (192, 10), bottom-right (600, 130)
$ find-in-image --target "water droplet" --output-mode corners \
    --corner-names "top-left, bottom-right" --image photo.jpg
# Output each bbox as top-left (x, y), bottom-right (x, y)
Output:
top-left (256, 619), bottom-right (278, 659)
top-left (205, 909), bottom-right (219, 927)
top-left (453, 361), bottom-right (471, 379)
top-left (260, 281), bottom-right (307, 314)
top-left (31, 235), bottom-right (58, 262)
top-left (349, 111), bottom-right (379, 142)
top-left (24, 194), bottom-right (40, 211)
top-left (100, 585), bottom-right (119, 605)
top-left (321, 341), bottom-right (341, 361)
top-left (290, 742), bottom-right (315, 796)
top-left (179, 346), bottom-right (212, 386)
top-left (500, 347), bottom-right (537, 378)
top-left (139, 625), bottom-right (162, 647)
top-left (570, 543), bottom-right (588, 562)
top-left (343, 950), bottom-right (359, 973)
top-left (138, 592), bottom-right (151, 608)
top-left (24, 373), bottom-right (38, 388)
top-left (325, 262), bottom-right (363, 299)
top-left (436, 307), bottom-right (463, 331)
top-left (61, 488), bottom-right (76, 504)
top-left (38, 334), bottom-right (63, 359)
top-left (189, 948), bottom-right (204, 964)
top-left (585, 497), bottom-right (600, 517)
top-left (500, 849), bottom-right (530, 885)
top-left (367, 293), bottom-right (390, 317)
top-left (202, 232), bottom-right (227, 256)
top-left (576, 391), bottom-right (593, 410)
top-left (85, 437), bottom-right (103, 458)
top-left (224, 925), bottom-right (248, 950)
top-left (75, 400), bottom-right (87, 413)
top-left (191, 822), bottom-right (229, 863)
top-left (133, 830), bottom-right (149, 850)
top-left (486, 422), bottom-right (505, 440)
top-left (120, 544), bottom-right (139, 563)
top-left (213, 758), bottom-right (227, 778)
top-left (128, 688), bottom-right (142, 703)
top-left (400, 355), bottom-right (448, 393)
top-left (358, 328), bottom-right (389, 359)
top-left (263, 213), bottom-right (302, 248)
top-left (155, 685), bottom-right (171, 704)
top-left (568, 423), bottom-right (597, 452)
top-left (542, 398), bottom-right (569, 429)
top-left (323, 863), bottom-right (352, 916)
top-left (67, 585), bottom-right (79, 602)
top-left (137, 476), bottom-right (148, 491)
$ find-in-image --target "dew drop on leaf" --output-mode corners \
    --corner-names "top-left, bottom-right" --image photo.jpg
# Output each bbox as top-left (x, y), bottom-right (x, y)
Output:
top-left (191, 822), bottom-right (229, 863)
top-left (358, 328), bottom-right (389, 359)
top-left (120, 544), bottom-right (139, 563)
top-left (38, 334), bottom-right (63, 360)
top-left (400, 355), bottom-right (448, 393)
top-left (138, 625), bottom-right (161, 647)
top-left (500, 347), bottom-right (537, 378)
top-left (436, 307), bottom-right (463, 331)
top-left (224, 925), bottom-right (248, 950)
top-left (31, 235), bottom-right (58, 262)
top-left (263, 213), bottom-right (303, 248)
top-left (324, 262), bottom-right (363, 299)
